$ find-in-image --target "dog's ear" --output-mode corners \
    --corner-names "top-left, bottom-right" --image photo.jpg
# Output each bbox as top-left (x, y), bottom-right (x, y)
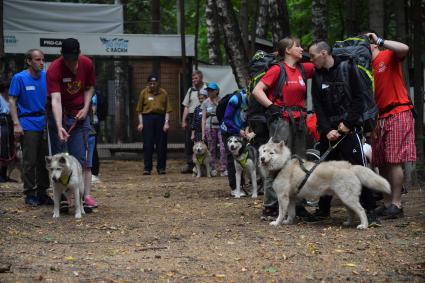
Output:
top-left (278, 141), bottom-right (285, 151)
top-left (45, 156), bottom-right (52, 165)
top-left (268, 137), bottom-right (273, 144)
top-left (58, 156), bottom-right (67, 165)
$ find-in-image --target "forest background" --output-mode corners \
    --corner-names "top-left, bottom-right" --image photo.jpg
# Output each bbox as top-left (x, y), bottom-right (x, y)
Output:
top-left (0, 0), bottom-right (423, 162)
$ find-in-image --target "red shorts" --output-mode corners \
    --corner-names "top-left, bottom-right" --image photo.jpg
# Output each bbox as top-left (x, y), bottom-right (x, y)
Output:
top-left (372, 110), bottom-right (416, 167)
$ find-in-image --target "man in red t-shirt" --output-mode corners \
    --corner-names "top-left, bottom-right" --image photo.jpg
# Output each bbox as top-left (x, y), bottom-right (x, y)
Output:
top-left (367, 32), bottom-right (416, 219)
top-left (47, 38), bottom-right (98, 210)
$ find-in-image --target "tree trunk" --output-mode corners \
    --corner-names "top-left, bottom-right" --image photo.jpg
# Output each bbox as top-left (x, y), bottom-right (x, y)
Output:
top-left (216, 0), bottom-right (249, 88)
top-left (256, 0), bottom-right (268, 38)
top-left (179, 0), bottom-right (188, 93)
top-left (0, 0), bottom-right (4, 77)
top-left (250, 0), bottom-right (258, 57)
top-left (268, 0), bottom-right (290, 48)
top-left (412, 0), bottom-right (424, 162)
top-left (312, 0), bottom-right (328, 41)
top-left (205, 0), bottom-right (221, 64)
top-left (368, 0), bottom-right (384, 36)
top-left (239, 0), bottom-right (249, 56)
top-left (194, 0), bottom-right (200, 69)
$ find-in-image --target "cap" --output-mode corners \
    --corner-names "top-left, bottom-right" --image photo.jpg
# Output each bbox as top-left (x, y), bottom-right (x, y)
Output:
top-left (61, 38), bottom-right (80, 60)
top-left (199, 89), bottom-right (208, 97)
top-left (206, 82), bottom-right (219, 91)
top-left (147, 73), bottom-right (158, 82)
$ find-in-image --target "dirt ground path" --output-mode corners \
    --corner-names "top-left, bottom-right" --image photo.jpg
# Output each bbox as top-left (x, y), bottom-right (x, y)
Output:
top-left (0, 159), bottom-right (424, 282)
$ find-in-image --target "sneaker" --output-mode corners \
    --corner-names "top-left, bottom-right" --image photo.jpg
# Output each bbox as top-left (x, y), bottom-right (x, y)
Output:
top-left (382, 204), bottom-right (404, 219)
top-left (230, 189), bottom-right (246, 197)
top-left (367, 211), bottom-right (382, 227)
top-left (84, 195), bottom-right (98, 208)
top-left (220, 170), bottom-right (228, 177)
top-left (25, 195), bottom-right (40, 206)
top-left (60, 201), bottom-right (69, 214)
top-left (157, 170), bottom-right (166, 175)
top-left (38, 194), bottom-right (54, 206)
top-left (180, 164), bottom-right (193, 174)
top-left (91, 175), bottom-right (101, 183)
top-left (60, 194), bottom-right (70, 213)
top-left (143, 171), bottom-right (151, 175)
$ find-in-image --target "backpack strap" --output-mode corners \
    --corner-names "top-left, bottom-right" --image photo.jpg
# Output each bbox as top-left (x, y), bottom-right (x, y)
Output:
top-left (271, 62), bottom-right (287, 104)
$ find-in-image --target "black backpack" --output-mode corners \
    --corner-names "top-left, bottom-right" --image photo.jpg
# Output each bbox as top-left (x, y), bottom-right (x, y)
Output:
top-left (216, 90), bottom-right (242, 124)
top-left (246, 50), bottom-right (306, 124)
top-left (332, 35), bottom-right (378, 132)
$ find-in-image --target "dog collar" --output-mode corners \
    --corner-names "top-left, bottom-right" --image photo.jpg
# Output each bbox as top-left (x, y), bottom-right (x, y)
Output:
top-left (59, 172), bottom-right (72, 186)
top-left (196, 154), bottom-right (206, 165)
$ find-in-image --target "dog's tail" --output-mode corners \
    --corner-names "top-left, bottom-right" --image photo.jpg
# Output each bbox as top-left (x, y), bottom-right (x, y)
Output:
top-left (352, 165), bottom-right (391, 194)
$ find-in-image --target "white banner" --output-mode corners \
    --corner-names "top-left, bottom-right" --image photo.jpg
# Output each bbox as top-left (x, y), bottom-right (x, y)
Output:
top-left (4, 31), bottom-right (195, 57)
top-left (199, 64), bottom-right (239, 96)
top-left (4, 0), bottom-right (124, 34)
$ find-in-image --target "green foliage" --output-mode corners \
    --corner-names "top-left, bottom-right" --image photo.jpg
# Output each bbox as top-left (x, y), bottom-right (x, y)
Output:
top-left (287, 0), bottom-right (312, 47)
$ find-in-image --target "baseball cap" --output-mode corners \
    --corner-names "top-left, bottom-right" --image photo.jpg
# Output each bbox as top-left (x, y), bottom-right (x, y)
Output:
top-left (206, 82), bottom-right (219, 91)
top-left (147, 73), bottom-right (158, 82)
top-left (61, 38), bottom-right (80, 60)
top-left (199, 89), bottom-right (208, 97)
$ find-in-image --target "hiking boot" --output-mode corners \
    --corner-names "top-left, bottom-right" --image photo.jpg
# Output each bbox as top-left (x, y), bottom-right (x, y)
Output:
top-left (143, 170), bottom-right (151, 175)
top-left (84, 195), bottom-right (98, 208)
top-left (367, 211), bottom-right (382, 228)
top-left (261, 206), bottom-right (279, 221)
top-left (374, 205), bottom-right (388, 216)
top-left (25, 195), bottom-right (40, 206)
top-left (312, 209), bottom-right (331, 220)
top-left (382, 204), bottom-right (404, 219)
top-left (158, 170), bottom-right (166, 175)
top-left (38, 194), bottom-right (54, 206)
top-left (180, 164), bottom-right (193, 174)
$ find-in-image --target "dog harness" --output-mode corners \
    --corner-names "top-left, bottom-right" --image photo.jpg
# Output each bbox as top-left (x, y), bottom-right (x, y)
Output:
top-left (293, 134), bottom-right (347, 192)
top-left (59, 172), bottom-right (72, 186)
top-left (196, 154), bottom-right (206, 166)
top-left (236, 150), bottom-right (249, 169)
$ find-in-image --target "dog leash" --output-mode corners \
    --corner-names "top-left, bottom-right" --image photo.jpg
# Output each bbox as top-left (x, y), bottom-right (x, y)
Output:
top-left (294, 134), bottom-right (347, 192)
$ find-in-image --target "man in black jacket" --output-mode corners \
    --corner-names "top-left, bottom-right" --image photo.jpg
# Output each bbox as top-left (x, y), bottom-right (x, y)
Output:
top-left (309, 41), bottom-right (378, 225)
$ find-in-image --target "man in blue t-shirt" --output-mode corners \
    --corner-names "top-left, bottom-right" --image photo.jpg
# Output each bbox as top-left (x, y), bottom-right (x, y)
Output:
top-left (9, 49), bottom-right (52, 206)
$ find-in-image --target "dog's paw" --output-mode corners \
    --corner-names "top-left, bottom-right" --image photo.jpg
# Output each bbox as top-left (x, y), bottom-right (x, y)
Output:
top-left (53, 213), bottom-right (60, 218)
top-left (75, 213), bottom-right (82, 219)
top-left (356, 223), bottom-right (368, 230)
top-left (251, 194), bottom-right (258, 198)
top-left (282, 219), bottom-right (294, 225)
top-left (269, 220), bottom-right (280, 226)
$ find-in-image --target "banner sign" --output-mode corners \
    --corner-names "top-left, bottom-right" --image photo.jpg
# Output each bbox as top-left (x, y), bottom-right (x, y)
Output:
top-left (4, 31), bottom-right (195, 57)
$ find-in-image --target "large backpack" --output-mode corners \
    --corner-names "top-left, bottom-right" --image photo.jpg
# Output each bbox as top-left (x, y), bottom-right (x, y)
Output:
top-left (216, 90), bottom-right (242, 124)
top-left (332, 35), bottom-right (378, 132)
top-left (246, 50), bottom-right (306, 124)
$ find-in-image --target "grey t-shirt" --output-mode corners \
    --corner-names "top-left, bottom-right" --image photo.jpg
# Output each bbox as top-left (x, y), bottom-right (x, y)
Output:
top-left (201, 99), bottom-right (220, 129)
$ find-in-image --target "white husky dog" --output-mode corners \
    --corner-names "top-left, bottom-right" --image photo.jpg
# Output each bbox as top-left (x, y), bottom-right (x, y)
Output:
top-left (45, 153), bottom-right (85, 219)
top-left (192, 141), bottom-right (212, 178)
top-left (227, 136), bottom-right (258, 198)
top-left (259, 140), bottom-right (391, 229)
